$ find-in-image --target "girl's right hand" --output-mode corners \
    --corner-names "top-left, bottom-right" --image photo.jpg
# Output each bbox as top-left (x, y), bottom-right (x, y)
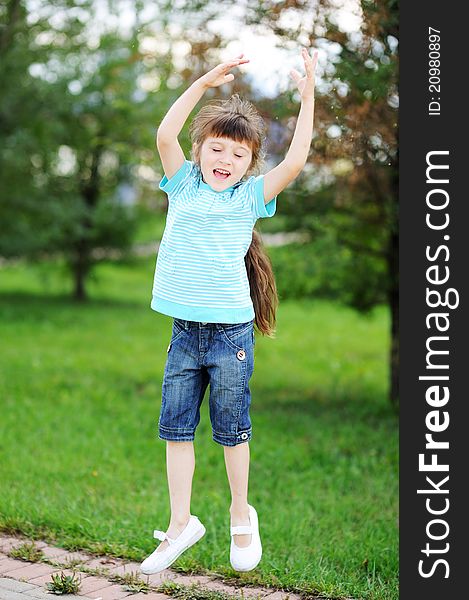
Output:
top-left (199, 54), bottom-right (250, 89)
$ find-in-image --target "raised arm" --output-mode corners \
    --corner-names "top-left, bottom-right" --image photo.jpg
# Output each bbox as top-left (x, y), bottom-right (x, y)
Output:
top-left (263, 48), bottom-right (318, 203)
top-left (156, 54), bottom-right (250, 180)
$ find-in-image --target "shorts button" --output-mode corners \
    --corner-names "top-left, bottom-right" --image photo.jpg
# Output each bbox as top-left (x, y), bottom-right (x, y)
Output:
top-left (237, 349), bottom-right (246, 361)
top-left (241, 432), bottom-right (248, 440)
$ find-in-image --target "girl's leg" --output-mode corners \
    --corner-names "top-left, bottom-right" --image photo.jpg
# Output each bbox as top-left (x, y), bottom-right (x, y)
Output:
top-left (156, 440), bottom-right (195, 553)
top-left (223, 441), bottom-right (252, 547)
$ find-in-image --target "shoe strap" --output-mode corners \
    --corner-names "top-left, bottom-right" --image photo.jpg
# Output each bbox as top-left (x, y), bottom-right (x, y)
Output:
top-left (230, 525), bottom-right (252, 536)
top-left (153, 529), bottom-right (176, 545)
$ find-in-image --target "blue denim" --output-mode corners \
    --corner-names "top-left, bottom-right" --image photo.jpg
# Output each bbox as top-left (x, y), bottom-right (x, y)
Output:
top-left (158, 318), bottom-right (255, 446)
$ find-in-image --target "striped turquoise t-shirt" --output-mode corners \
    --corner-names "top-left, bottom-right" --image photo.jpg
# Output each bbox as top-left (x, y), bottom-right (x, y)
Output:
top-left (151, 159), bottom-right (277, 323)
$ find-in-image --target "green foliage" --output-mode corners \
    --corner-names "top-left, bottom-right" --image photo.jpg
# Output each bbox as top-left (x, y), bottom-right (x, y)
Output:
top-left (46, 571), bottom-right (81, 595)
top-left (270, 239), bottom-right (387, 312)
top-left (9, 541), bottom-right (44, 562)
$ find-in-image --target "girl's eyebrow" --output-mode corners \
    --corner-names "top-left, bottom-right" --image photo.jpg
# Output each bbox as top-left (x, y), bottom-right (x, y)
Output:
top-left (208, 139), bottom-right (250, 152)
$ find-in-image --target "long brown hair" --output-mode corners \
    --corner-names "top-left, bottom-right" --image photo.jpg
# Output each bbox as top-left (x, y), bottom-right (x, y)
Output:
top-left (245, 229), bottom-right (279, 337)
top-left (189, 94), bottom-right (278, 336)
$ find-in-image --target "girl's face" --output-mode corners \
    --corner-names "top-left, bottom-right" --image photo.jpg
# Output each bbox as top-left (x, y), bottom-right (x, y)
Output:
top-left (198, 136), bottom-right (253, 191)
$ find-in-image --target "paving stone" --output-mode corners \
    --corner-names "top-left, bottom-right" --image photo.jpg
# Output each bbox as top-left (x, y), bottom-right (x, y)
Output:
top-left (83, 557), bottom-right (123, 572)
top-left (0, 559), bottom-right (32, 575)
top-left (23, 589), bottom-right (63, 599)
top-left (26, 569), bottom-right (67, 587)
top-left (23, 564), bottom-right (59, 583)
top-left (39, 546), bottom-right (69, 560)
top-left (0, 538), bottom-right (26, 554)
top-left (171, 574), bottom-right (214, 587)
top-left (116, 561), bottom-right (142, 575)
top-left (0, 589), bottom-right (35, 600)
top-left (25, 588), bottom-right (85, 600)
top-left (262, 593), bottom-right (301, 600)
top-left (55, 552), bottom-right (94, 566)
top-left (127, 594), bottom-right (171, 600)
top-left (3, 563), bottom-right (56, 581)
top-left (24, 590), bottom-right (85, 599)
top-left (203, 579), bottom-right (242, 596)
top-left (0, 578), bottom-right (37, 592)
top-left (25, 590), bottom-right (86, 600)
top-left (235, 587), bottom-right (272, 599)
top-left (97, 565), bottom-right (128, 579)
top-left (141, 569), bottom-right (174, 586)
top-left (86, 583), bottom-right (133, 598)
top-left (77, 575), bottom-right (114, 595)
top-left (102, 563), bottom-right (132, 578)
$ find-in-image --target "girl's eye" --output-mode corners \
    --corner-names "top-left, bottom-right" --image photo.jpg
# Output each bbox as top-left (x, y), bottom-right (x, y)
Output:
top-left (211, 148), bottom-right (244, 158)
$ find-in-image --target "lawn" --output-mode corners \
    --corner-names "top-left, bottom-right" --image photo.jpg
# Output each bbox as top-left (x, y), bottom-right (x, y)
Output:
top-left (0, 257), bottom-right (398, 600)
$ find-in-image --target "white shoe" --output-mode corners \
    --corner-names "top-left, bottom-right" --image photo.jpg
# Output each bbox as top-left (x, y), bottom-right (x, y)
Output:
top-left (230, 504), bottom-right (262, 571)
top-left (140, 515), bottom-right (206, 574)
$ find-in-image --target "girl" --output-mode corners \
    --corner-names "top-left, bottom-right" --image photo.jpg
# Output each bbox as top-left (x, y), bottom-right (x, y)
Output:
top-left (141, 47), bottom-right (317, 574)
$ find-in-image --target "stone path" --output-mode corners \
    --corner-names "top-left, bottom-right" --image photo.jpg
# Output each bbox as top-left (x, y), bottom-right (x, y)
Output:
top-left (0, 534), bottom-right (301, 600)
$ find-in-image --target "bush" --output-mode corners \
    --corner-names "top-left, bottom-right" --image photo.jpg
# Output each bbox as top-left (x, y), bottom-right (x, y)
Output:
top-left (269, 238), bottom-right (388, 312)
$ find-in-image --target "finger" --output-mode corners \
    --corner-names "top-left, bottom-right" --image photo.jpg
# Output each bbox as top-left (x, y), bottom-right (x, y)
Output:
top-left (290, 68), bottom-right (301, 82)
top-left (302, 51), bottom-right (315, 78)
top-left (221, 58), bottom-right (249, 71)
top-left (224, 73), bottom-right (235, 82)
top-left (302, 48), bottom-right (318, 67)
top-left (229, 58), bottom-right (250, 66)
top-left (311, 50), bottom-right (319, 70)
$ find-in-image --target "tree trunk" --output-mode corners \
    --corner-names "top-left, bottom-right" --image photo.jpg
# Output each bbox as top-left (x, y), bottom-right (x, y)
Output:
top-left (72, 240), bottom-right (90, 302)
top-left (73, 266), bottom-right (87, 301)
top-left (72, 144), bottom-right (103, 301)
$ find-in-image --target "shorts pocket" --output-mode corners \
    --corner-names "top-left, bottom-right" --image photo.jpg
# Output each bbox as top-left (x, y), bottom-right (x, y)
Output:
top-left (167, 319), bottom-right (186, 351)
top-left (220, 321), bottom-right (254, 351)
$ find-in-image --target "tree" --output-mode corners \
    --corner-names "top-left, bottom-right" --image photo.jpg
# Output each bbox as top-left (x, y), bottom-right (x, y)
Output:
top-left (0, 0), bottom-right (160, 300)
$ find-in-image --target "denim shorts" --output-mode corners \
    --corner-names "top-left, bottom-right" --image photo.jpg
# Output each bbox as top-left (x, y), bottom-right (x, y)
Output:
top-left (158, 318), bottom-right (255, 446)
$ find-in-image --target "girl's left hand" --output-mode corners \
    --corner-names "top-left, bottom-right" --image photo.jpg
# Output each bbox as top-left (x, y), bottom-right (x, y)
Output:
top-left (290, 48), bottom-right (318, 101)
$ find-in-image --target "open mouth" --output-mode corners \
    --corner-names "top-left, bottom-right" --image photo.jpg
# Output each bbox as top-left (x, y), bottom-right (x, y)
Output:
top-left (213, 168), bottom-right (231, 180)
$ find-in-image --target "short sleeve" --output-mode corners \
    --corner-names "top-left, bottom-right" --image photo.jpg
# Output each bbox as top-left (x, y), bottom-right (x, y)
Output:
top-left (159, 160), bottom-right (195, 200)
top-left (248, 174), bottom-right (277, 220)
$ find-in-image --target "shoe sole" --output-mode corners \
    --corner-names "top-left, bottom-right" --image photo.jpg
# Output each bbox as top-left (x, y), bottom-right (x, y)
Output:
top-left (141, 525), bottom-right (206, 574)
top-left (231, 548), bottom-right (262, 572)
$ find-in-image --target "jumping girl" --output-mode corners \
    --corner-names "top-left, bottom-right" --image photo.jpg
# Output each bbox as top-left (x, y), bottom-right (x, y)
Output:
top-left (141, 47), bottom-right (317, 574)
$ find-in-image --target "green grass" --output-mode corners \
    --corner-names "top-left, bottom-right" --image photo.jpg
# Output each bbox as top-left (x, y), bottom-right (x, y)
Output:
top-left (0, 257), bottom-right (398, 600)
